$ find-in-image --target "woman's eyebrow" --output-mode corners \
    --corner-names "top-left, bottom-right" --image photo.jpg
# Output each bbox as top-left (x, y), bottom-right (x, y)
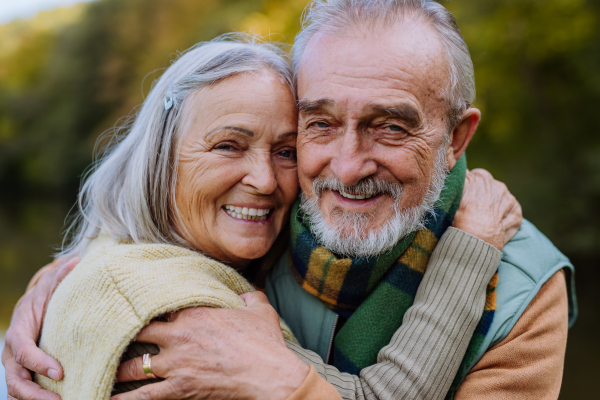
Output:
top-left (205, 126), bottom-right (255, 139)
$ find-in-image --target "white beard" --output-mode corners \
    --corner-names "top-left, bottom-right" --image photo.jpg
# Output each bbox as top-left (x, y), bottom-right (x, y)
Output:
top-left (299, 147), bottom-right (449, 258)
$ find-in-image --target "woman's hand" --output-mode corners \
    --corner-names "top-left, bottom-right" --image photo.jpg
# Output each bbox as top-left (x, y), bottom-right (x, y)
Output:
top-left (453, 169), bottom-right (523, 251)
top-left (111, 292), bottom-right (309, 400)
top-left (2, 258), bottom-right (79, 400)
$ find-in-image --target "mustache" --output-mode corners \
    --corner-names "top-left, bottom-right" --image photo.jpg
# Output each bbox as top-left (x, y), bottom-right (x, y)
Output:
top-left (312, 175), bottom-right (403, 202)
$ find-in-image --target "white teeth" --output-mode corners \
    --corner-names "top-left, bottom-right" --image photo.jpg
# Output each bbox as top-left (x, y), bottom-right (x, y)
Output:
top-left (339, 190), bottom-right (375, 200)
top-left (223, 206), bottom-right (271, 221)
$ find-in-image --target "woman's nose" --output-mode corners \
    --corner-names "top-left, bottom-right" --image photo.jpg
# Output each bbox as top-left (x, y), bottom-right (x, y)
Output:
top-left (241, 155), bottom-right (278, 195)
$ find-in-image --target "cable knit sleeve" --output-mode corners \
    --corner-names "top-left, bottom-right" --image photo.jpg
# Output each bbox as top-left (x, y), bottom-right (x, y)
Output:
top-left (286, 228), bottom-right (501, 400)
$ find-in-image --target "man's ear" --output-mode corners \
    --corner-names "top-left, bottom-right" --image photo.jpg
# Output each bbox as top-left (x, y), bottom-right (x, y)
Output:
top-left (445, 108), bottom-right (481, 170)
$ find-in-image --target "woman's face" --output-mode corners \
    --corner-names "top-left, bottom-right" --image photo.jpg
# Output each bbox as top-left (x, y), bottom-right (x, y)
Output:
top-left (173, 70), bottom-right (298, 267)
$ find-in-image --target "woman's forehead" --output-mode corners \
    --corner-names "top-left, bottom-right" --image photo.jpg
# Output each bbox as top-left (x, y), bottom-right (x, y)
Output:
top-left (179, 72), bottom-right (297, 142)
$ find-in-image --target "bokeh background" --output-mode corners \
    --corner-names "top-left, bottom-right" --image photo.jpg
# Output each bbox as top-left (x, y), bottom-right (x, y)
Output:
top-left (0, 0), bottom-right (598, 398)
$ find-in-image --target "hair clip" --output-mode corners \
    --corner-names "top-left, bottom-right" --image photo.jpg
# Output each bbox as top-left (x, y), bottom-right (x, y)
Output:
top-left (164, 80), bottom-right (174, 111)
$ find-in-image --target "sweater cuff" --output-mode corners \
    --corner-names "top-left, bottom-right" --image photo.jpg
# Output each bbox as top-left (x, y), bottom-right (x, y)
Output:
top-left (286, 366), bottom-right (342, 400)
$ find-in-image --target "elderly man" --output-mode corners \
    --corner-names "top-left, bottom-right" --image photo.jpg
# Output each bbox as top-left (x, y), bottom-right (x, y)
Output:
top-left (3, 1), bottom-right (575, 399)
top-left (261, 1), bottom-right (574, 398)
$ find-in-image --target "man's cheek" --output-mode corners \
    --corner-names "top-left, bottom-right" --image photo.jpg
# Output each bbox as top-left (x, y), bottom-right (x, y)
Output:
top-left (298, 147), bottom-right (331, 182)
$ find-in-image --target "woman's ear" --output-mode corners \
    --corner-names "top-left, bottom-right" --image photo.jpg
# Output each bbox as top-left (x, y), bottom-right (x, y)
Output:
top-left (445, 108), bottom-right (481, 170)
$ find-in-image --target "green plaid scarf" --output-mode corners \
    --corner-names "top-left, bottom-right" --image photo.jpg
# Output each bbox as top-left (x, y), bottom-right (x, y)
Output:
top-left (290, 156), bottom-right (497, 397)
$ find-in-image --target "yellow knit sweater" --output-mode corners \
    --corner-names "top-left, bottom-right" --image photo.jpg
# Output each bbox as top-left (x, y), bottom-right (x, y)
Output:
top-left (36, 234), bottom-right (296, 399)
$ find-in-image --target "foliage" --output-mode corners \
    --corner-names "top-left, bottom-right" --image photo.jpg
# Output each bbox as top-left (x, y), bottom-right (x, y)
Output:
top-left (0, 0), bottom-right (598, 279)
top-left (2, 0), bottom-right (599, 256)
top-left (445, 0), bottom-right (600, 256)
top-left (0, 0), bottom-right (598, 394)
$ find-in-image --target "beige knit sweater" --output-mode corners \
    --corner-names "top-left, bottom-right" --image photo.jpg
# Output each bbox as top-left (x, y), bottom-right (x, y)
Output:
top-left (35, 234), bottom-right (296, 400)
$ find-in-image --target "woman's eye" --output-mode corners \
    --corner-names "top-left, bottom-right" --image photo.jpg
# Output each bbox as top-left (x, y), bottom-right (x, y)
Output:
top-left (278, 149), bottom-right (297, 161)
top-left (215, 142), bottom-right (237, 151)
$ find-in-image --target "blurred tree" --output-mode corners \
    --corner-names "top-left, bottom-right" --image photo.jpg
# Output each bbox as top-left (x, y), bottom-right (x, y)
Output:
top-left (0, 0), bottom-right (599, 396)
top-left (1, 0), bottom-right (599, 266)
top-left (445, 0), bottom-right (600, 256)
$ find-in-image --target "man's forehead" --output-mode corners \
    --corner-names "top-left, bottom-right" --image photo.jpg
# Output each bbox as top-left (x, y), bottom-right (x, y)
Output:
top-left (297, 18), bottom-right (448, 101)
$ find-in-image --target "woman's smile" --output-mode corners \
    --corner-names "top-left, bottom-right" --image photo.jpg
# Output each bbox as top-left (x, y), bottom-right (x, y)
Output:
top-left (222, 205), bottom-right (273, 221)
top-left (173, 70), bottom-right (298, 267)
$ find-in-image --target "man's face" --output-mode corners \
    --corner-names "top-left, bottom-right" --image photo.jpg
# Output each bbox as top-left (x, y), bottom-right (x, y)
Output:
top-left (296, 18), bottom-right (458, 255)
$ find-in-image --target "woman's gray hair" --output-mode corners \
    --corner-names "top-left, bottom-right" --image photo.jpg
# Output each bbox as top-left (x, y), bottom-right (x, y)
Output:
top-left (60, 33), bottom-right (294, 257)
top-left (292, 0), bottom-right (475, 128)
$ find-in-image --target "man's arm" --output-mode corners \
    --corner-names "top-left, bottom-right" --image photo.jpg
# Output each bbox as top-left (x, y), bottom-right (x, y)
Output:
top-left (454, 269), bottom-right (568, 400)
top-left (285, 228), bottom-right (500, 400)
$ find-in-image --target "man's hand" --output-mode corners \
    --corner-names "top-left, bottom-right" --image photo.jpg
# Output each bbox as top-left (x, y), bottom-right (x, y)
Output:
top-left (2, 258), bottom-right (79, 400)
top-left (453, 169), bottom-right (522, 251)
top-left (111, 292), bottom-right (309, 400)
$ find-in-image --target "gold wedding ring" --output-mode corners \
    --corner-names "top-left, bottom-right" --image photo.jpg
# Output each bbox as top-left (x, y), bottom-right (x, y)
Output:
top-left (142, 353), bottom-right (157, 379)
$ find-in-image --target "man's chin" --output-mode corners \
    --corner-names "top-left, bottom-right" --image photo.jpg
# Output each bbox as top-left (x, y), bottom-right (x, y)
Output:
top-left (300, 191), bottom-right (425, 258)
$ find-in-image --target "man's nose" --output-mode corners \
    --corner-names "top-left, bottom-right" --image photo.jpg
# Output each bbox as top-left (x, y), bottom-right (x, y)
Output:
top-left (330, 129), bottom-right (377, 186)
top-left (241, 154), bottom-right (278, 195)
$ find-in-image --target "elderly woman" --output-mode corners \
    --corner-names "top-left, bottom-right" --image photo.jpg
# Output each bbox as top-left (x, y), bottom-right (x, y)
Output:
top-left (2, 34), bottom-right (520, 400)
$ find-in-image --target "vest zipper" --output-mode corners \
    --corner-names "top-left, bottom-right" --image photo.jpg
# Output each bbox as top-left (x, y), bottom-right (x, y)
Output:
top-left (325, 314), bottom-right (339, 364)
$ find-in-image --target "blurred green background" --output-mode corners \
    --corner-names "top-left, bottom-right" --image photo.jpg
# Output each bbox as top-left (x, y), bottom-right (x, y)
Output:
top-left (0, 0), bottom-right (598, 398)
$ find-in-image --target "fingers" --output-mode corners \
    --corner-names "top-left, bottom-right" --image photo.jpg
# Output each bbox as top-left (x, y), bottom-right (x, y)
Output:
top-left (469, 168), bottom-right (493, 179)
top-left (8, 297), bottom-right (64, 380)
top-left (241, 292), bottom-right (279, 320)
top-left (11, 341), bottom-right (63, 381)
top-left (4, 353), bottom-right (62, 400)
top-left (502, 201), bottom-right (523, 244)
top-left (115, 353), bottom-right (166, 383)
top-left (3, 345), bottom-right (32, 381)
top-left (240, 291), bottom-right (269, 307)
top-left (134, 321), bottom-right (171, 347)
top-left (110, 381), bottom-right (177, 400)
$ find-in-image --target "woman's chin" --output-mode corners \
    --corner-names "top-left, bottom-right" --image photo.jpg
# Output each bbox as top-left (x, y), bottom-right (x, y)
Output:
top-left (225, 238), bottom-right (273, 262)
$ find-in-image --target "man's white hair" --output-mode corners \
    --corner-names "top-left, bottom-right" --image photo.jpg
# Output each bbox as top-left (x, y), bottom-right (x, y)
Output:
top-left (60, 33), bottom-right (294, 257)
top-left (292, 0), bottom-right (475, 128)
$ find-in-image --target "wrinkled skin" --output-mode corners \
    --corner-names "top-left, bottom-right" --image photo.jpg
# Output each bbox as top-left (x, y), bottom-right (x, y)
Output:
top-left (172, 70), bottom-right (299, 268)
top-left (2, 172), bottom-right (522, 400)
top-left (296, 19), bottom-right (481, 236)
top-left (3, 18), bottom-right (524, 400)
top-left (2, 258), bottom-right (79, 400)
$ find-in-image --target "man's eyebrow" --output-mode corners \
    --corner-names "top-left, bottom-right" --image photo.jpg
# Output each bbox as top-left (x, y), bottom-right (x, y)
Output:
top-left (278, 131), bottom-right (297, 139)
top-left (297, 98), bottom-right (334, 113)
top-left (205, 126), bottom-right (255, 139)
top-left (370, 104), bottom-right (424, 129)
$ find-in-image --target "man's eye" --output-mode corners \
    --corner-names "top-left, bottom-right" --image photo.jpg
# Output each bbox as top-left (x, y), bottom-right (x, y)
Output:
top-left (386, 125), bottom-right (404, 132)
top-left (311, 121), bottom-right (329, 128)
